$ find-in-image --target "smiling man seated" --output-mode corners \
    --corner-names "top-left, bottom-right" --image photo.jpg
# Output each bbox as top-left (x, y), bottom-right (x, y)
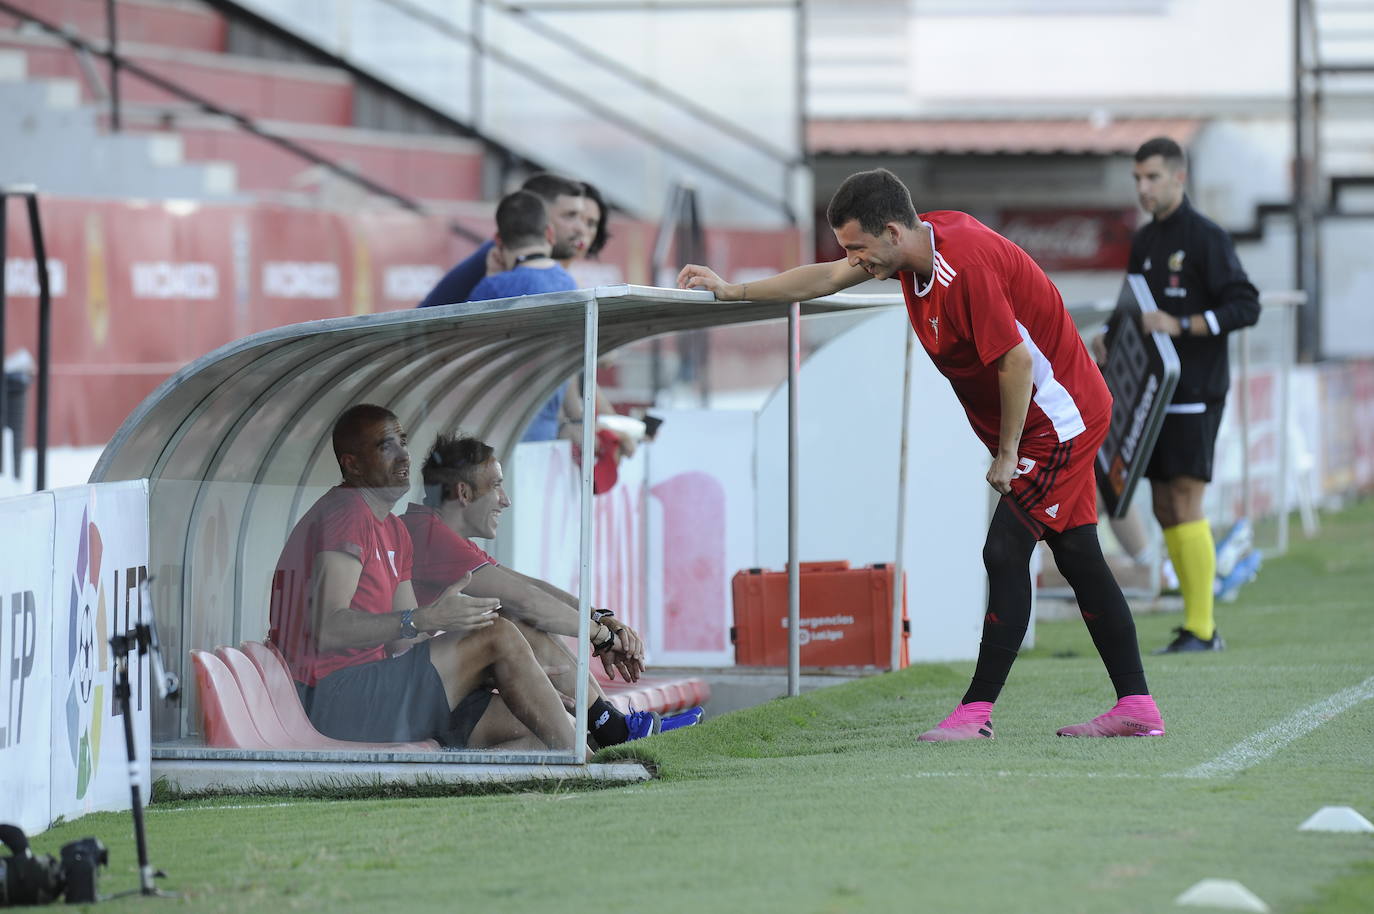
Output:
top-left (400, 432), bottom-right (703, 745)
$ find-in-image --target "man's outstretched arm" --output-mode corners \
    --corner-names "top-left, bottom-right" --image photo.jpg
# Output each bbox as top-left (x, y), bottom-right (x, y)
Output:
top-left (313, 553), bottom-right (498, 651)
top-left (677, 258), bottom-right (869, 303)
top-left (463, 564), bottom-right (645, 677)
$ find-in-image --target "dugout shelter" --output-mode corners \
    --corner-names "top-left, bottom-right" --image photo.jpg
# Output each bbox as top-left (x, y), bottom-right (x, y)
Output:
top-left (89, 285), bottom-right (893, 780)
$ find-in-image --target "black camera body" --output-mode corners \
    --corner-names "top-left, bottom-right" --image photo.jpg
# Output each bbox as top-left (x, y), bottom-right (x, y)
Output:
top-left (58, 839), bottom-right (107, 904)
top-left (0, 825), bottom-right (107, 907)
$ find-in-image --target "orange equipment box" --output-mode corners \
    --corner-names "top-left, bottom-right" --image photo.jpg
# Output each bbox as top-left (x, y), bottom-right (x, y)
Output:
top-left (730, 561), bottom-right (909, 669)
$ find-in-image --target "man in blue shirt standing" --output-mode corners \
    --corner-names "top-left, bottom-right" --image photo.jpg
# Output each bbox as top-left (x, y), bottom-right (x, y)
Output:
top-left (468, 190), bottom-right (578, 441)
top-left (418, 174), bottom-right (588, 309)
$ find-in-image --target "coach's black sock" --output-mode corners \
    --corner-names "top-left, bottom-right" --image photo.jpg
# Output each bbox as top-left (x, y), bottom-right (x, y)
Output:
top-left (962, 500), bottom-right (1040, 705)
top-left (589, 698), bottom-right (630, 745)
top-left (1046, 524), bottom-right (1149, 698)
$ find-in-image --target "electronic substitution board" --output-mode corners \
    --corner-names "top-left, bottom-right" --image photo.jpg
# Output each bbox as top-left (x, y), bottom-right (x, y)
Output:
top-left (1095, 274), bottom-right (1180, 519)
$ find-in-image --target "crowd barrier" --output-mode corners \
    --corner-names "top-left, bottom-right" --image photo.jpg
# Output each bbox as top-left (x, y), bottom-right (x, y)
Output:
top-left (0, 480), bottom-right (151, 836)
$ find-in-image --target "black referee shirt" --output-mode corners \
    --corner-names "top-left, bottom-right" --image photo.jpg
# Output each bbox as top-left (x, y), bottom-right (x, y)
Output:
top-left (1127, 196), bottom-right (1261, 405)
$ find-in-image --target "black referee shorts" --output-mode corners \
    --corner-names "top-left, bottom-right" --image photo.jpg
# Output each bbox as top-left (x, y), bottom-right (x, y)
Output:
top-left (1144, 401), bottom-right (1225, 483)
top-left (298, 642), bottom-right (493, 748)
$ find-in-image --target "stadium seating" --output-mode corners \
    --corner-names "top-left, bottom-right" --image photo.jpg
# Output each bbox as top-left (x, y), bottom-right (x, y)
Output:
top-left (595, 666), bottom-right (710, 716)
top-left (223, 643), bottom-right (438, 752)
top-left (195, 639), bottom-right (708, 748)
top-left (189, 649), bottom-right (271, 750)
top-left (191, 645), bottom-right (438, 751)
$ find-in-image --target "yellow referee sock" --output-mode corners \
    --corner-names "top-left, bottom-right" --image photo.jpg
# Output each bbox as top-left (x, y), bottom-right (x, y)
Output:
top-left (1163, 519), bottom-right (1216, 640)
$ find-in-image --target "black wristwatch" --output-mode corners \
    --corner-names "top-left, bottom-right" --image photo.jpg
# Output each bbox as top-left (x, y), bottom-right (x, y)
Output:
top-left (592, 608), bottom-right (615, 624)
top-left (398, 608), bottom-right (419, 639)
top-left (1178, 315), bottom-right (1192, 335)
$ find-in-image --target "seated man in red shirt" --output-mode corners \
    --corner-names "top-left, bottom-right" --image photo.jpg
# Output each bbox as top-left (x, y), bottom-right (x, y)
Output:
top-left (268, 404), bottom-right (574, 751)
top-left (402, 433), bottom-right (703, 744)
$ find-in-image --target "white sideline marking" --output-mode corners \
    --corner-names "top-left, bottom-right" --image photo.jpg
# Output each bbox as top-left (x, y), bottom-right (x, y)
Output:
top-left (150, 802), bottom-right (302, 814)
top-left (1174, 674), bottom-right (1374, 779)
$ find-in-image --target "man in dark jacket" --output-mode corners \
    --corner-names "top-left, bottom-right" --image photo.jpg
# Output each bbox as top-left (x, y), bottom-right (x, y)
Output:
top-left (1108, 136), bottom-right (1261, 653)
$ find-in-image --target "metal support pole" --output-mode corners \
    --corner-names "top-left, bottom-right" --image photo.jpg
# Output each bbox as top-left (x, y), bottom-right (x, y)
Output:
top-left (105, 0), bottom-right (121, 132)
top-left (786, 301), bottom-right (801, 697)
top-left (792, 0), bottom-right (807, 233)
top-left (1276, 302), bottom-right (1296, 556)
top-left (1238, 328), bottom-right (1252, 522)
top-left (890, 327), bottom-right (914, 671)
top-left (573, 293), bottom-right (599, 760)
top-left (470, 0), bottom-right (484, 131)
top-left (25, 194), bottom-right (50, 492)
top-left (0, 196), bottom-right (7, 476)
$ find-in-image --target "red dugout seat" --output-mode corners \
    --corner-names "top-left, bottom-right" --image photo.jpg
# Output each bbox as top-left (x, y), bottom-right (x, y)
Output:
top-left (237, 641), bottom-right (438, 752)
top-left (189, 649), bottom-right (271, 749)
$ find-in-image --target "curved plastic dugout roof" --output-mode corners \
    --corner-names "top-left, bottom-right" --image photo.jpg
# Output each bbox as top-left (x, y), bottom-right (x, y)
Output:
top-left (93, 285), bottom-right (885, 489)
top-left (89, 284), bottom-right (896, 744)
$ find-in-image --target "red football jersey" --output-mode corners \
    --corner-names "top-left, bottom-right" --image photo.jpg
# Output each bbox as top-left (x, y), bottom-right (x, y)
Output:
top-left (401, 503), bottom-right (499, 608)
top-left (898, 211), bottom-right (1111, 453)
top-left (268, 486), bottom-right (413, 686)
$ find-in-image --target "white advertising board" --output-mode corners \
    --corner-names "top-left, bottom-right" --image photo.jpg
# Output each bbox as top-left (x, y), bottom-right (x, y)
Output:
top-left (0, 492), bottom-right (55, 834)
top-left (48, 481), bottom-right (152, 824)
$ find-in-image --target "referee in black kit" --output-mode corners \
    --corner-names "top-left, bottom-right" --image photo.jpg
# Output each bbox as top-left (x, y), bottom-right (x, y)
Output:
top-left (1097, 136), bottom-right (1261, 654)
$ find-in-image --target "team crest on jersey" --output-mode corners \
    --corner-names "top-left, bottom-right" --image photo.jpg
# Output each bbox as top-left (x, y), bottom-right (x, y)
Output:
top-left (1168, 250), bottom-right (1185, 272)
top-left (1143, 257), bottom-right (1152, 271)
top-left (929, 316), bottom-right (939, 341)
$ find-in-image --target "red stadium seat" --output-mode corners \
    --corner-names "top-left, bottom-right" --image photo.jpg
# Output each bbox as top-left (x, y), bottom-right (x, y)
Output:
top-left (214, 646), bottom-right (313, 748)
top-left (598, 675), bottom-right (710, 715)
top-left (237, 640), bottom-right (438, 751)
top-left (189, 649), bottom-right (270, 749)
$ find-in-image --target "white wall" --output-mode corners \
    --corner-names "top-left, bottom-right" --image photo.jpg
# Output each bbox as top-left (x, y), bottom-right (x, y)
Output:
top-left (906, 0), bottom-right (1291, 108)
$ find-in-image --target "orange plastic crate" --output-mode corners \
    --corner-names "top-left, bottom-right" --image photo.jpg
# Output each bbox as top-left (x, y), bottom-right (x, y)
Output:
top-left (730, 561), bottom-right (909, 669)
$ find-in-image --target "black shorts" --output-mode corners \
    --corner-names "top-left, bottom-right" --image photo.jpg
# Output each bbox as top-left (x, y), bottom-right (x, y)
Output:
top-left (1144, 402), bottom-right (1225, 483)
top-left (298, 642), bottom-right (493, 748)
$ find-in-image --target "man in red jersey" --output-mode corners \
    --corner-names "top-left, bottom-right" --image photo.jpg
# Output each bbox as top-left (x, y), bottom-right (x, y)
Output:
top-left (678, 168), bottom-right (1164, 740)
top-left (268, 404), bottom-right (574, 751)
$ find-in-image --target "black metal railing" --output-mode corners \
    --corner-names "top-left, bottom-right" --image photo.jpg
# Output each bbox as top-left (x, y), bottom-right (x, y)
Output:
top-left (344, 0), bottom-right (801, 222)
top-left (0, 186), bottom-right (52, 491)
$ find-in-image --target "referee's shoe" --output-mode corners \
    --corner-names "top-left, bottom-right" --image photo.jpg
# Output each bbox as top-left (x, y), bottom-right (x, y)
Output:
top-left (1154, 627), bottom-right (1225, 653)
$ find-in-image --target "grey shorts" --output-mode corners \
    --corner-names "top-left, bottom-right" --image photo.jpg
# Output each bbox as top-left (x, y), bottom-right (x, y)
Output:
top-left (298, 642), bottom-right (493, 748)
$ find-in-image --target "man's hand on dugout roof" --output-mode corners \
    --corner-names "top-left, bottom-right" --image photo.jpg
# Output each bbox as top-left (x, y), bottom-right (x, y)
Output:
top-left (677, 264), bottom-right (738, 300)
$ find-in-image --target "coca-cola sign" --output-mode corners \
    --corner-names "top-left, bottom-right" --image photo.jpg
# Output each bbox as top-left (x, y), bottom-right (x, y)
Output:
top-left (996, 208), bottom-right (1138, 272)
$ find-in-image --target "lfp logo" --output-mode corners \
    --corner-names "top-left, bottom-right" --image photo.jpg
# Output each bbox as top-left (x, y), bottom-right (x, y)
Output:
top-left (66, 507), bottom-right (108, 799)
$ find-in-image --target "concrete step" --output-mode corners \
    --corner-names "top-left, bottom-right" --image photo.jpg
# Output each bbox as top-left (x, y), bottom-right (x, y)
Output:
top-left (115, 106), bottom-right (485, 203)
top-left (0, 0), bottom-right (226, 55)
top-left (0, 29), bottom-right (353, 127)
top-left (0, 79), bottom-right (237, 198)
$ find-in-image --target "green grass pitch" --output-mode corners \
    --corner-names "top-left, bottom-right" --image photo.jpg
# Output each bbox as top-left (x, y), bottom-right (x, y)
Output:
top-left (33, 499), bottom-right (1374, 913)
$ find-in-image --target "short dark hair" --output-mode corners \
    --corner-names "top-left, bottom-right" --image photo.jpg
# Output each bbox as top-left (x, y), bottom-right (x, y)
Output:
top-left (826, 168), bottom-right (918, 237)
top-left (582, 181), bottom-right (611, 258)
top-left (421, 433), bottom-right (495, 506)
top-left (495, 190), bottom-right (549, 248)
top-left (1134, 136), bottom-right (1187, 170)
top-left (332, 404), bottom-right (396, 464)
top-left (521, 172), bottom-right (585, 204)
